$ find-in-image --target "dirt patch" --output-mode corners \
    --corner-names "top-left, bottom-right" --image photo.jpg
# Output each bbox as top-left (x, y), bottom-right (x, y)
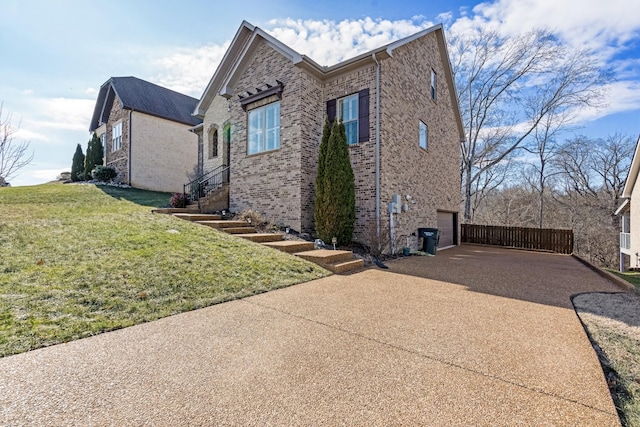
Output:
top-left (573, 292), bottom-right (640, 427)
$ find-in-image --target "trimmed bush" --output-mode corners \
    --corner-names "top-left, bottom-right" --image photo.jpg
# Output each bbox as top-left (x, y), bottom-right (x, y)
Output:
top-left (170, 192), bottom-right (189, 208)
top-left (91, 165), bottom-right (117, 182)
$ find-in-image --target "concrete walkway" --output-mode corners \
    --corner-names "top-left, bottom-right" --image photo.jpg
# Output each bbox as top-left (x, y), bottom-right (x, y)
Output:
top-left (0, 246), bottom-right (624, 426)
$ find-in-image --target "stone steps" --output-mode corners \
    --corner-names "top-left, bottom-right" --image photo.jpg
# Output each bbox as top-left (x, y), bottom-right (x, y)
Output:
top-left (194, 220), bottom-right (250, 229)
top-left (152, 207), bottom-right (199, 214)
top-left (294, 249), bottom-right (365, 274)
top-left (235, 233), bottom-right (284, 243)
top-left (222, 227), bottom-right (257, 234)
top-left (261, 241), bottom-right (316, 253)
top-left (163, 211), bottom-right (364, 274)
top-left (172, 213), bottom-right (222, 221)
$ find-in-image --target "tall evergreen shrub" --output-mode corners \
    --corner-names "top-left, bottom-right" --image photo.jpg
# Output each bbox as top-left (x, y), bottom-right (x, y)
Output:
top-left (71, 143), bottom-right (85, 181)
top-left (84, 133), bottom-right (104, 179)
top-left (314, 118), bottom-right (356, 245)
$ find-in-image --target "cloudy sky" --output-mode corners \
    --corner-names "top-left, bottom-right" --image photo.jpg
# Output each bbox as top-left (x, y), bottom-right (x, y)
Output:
top-left (1, 0), bottom-right (639, 186)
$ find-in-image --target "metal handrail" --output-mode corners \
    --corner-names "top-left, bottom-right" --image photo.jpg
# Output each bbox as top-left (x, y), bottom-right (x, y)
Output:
top-left (183, 165), bottom-right (230, 208)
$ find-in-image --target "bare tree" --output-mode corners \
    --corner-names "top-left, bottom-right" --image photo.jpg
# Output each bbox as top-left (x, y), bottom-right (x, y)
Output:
top-left (521, 109), bottom-right (571, 228)
top-left (449, 28), bottom-right (611, 222)
top-left (0, 103), bottom-right (33, 183)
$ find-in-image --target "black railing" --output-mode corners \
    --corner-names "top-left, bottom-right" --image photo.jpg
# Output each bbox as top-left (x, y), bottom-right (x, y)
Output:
top-left (183, 165), bottom-right (230, 207)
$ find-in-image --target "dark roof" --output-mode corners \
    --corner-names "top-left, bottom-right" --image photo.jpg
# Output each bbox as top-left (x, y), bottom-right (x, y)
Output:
top-left (89, 76), bottom-right (202, 131)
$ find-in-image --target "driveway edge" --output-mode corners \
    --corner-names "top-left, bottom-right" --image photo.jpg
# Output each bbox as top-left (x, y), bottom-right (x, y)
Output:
top-left (571, 254), bottom-right (637, 293)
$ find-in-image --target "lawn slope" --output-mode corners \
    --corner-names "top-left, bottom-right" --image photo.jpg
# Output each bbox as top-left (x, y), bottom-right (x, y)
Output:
top-left (0, 182), bottom-right (329, 357)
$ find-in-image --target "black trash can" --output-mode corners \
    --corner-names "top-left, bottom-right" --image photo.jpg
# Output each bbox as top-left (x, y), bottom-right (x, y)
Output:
top-left (417, 228), bottom-right (440, 255)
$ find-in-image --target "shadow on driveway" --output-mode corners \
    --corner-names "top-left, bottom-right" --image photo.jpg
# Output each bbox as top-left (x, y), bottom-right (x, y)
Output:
top-left (384, 244), bottom-right (623, 309)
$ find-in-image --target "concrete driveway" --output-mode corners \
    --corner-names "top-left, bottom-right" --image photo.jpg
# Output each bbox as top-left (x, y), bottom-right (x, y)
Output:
top-left (0, 245), bottom-right (623, 426)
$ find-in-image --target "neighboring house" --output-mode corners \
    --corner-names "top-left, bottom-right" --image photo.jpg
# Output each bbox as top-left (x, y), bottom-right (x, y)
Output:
top-left (191, 21), bottom-right (465, 251)
top-left (89, 77), bottom-right (202, 193)
top-left (615, 134), bottom-right (640, 271)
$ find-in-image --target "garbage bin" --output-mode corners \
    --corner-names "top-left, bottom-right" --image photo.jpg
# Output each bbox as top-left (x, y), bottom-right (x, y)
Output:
top-left (417, 228), bottom-right (439, 255)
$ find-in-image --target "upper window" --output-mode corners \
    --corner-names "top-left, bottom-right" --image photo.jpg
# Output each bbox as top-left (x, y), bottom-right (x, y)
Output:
top-left (209, 128), bottom-right (218, 159)
top-left (430, 69), bottom-right (437, 100)
top-left (112, 122), bottom-right (122, 151)
top-left (338, 94), bottom-right (358, 145)
top-left (248, 102), bottom-right (280, 155)
top-left (419, 121), bottom-right (428, 150)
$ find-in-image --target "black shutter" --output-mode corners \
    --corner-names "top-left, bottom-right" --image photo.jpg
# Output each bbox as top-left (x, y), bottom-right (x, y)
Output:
top-left (326, 99), bottom-right (336, 124)
top-left (358, 88), bottom-right (370, 143)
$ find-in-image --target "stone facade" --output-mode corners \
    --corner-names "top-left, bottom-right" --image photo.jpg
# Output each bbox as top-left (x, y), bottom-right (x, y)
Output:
top-left (200, 25), bottom-right (462, 251)
top-left (102, 97), bottom-right (130, 183)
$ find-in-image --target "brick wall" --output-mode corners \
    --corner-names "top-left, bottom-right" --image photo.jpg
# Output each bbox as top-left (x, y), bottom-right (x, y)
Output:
top-left (203, 31), bottom-right (461, 249)
top-left (378, 32), bottom-right (461, 250)
top-left (228, 40), bottom-right (306, 231)
top-left (323, 65), bottom-right (377, 243)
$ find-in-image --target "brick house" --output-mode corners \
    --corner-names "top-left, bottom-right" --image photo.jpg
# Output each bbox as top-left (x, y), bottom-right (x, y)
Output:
top-left (615, 134), bottom-right (640, 271)
top-left (89, 77), bottom-right (202, 193)
top-left (192, 21), bottom-right (465, 251)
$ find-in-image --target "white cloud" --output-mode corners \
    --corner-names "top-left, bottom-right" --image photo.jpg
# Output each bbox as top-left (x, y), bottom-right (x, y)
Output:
top-left (84, 87), bottom-right (98, 96)
top-left (26, 97), bottom-right (95, 133)
top-left (570, 80), bottom-right (640, 123)
top-left (152, 42), bottom-right (231, 98)
top-left (451, 0), bottom-right (640, 55)
top-left (265, 17), bottom-right (435, 66)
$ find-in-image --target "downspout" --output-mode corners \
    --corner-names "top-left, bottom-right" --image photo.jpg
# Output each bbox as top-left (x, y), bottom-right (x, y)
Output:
top-left (372, 53), bottom-right (381, 249)
top-left (128, 110), bottom-right (133, 186)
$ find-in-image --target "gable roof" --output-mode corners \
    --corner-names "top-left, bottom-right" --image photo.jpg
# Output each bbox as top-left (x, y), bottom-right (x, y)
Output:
top-left (89, 76), bottom-right (202, 131)
top-left (194, 21), bottom-right (466, 142)
top-left (620, 134), bottom-right (640, 200)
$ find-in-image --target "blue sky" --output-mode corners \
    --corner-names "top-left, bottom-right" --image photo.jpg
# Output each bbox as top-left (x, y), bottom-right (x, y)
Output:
top-left (1, 0), bottom-right (639, 186)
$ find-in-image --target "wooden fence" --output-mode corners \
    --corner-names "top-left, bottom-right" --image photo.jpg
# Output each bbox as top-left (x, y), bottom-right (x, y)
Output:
top-left (461, 224), bottom-right (574, 254)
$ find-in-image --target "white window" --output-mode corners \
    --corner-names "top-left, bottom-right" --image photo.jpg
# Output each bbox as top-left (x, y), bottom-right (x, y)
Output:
top-left (338, 94), bottom-right (358, 145)
top-left (419, 121), bottom-right (428, 150)
top-left (248, 102), bottom-right (280, 155)
top-left (430, 69), bottom-right (437, 100)
top-left (112, 122), bottom-right (122, 151)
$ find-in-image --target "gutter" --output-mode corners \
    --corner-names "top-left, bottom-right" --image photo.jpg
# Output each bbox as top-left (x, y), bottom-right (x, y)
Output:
top-left (372, 53), bottom-right (381, 248)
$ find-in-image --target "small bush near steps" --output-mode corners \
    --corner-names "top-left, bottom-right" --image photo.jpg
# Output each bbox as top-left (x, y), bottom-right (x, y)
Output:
top-left (170, 192), bottom-right (189, 208)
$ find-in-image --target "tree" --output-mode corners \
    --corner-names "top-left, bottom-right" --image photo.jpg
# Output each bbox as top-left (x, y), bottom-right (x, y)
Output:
top-left (315, 119), bottom-right (356, 245)
top-left (84, 132), bottom-right (103, 179)
top-left (0, 103), bottom-right (33, 182)
top-left (450, 28), bottom-right (611, 222)
top-left (71, 143), bottom-right (85, 181)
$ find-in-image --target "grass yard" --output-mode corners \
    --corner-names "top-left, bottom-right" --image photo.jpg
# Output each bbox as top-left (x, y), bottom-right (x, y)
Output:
top-left (0, 182), bottom-right (330, 357)
top-left (606, 269), bottom-right (640, 290)
top-left (574, 292), bottom-right (640, 427)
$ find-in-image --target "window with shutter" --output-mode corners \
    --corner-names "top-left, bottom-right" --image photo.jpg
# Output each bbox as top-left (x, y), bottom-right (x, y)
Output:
top-left (326, 89), bottom-right (370, 145)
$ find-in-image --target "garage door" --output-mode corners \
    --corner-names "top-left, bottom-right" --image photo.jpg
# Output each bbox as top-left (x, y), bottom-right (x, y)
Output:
top-left (437, 211), bottom-right (456, 247)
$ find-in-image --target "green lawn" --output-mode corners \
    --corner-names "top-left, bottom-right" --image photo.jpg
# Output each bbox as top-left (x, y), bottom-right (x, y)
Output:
top-left (606, 269), bottom-right (640, 290)
top-left (0, 182), bottom-right (330, 357)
